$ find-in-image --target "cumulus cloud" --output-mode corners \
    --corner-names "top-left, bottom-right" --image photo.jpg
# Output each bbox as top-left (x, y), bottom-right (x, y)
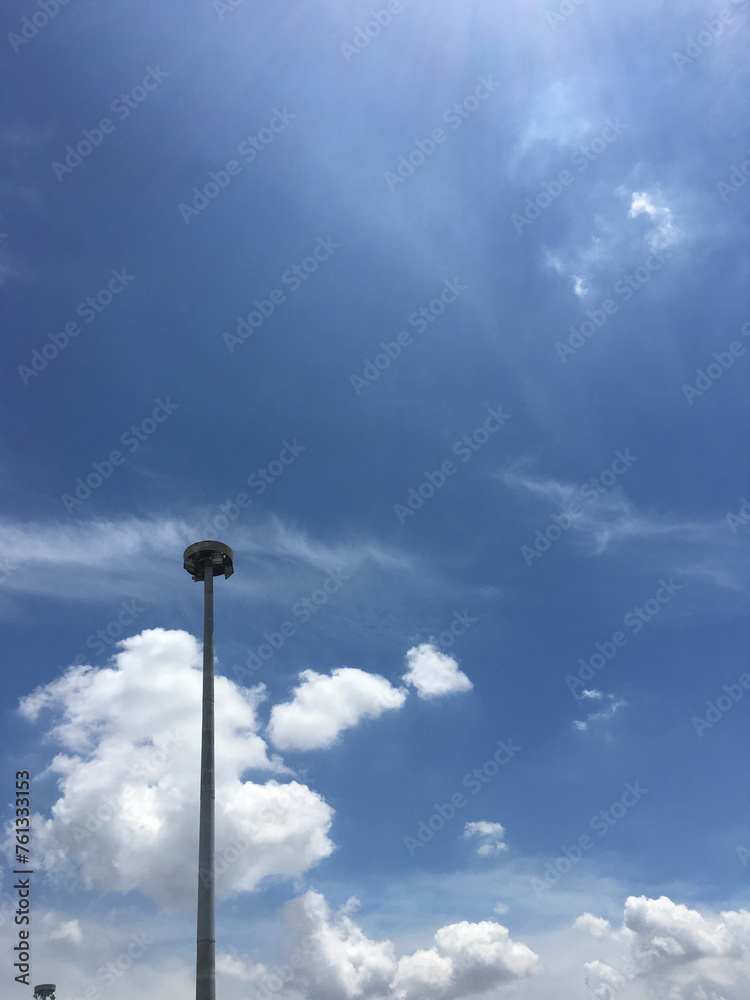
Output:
top-left (402, 644), bottom-right (473, 699)
top-left (583, 959), bottom-right (626, 999)
top-left (10, 629), bottom-right (334, 905)
top-left (267, 667), bottom-right (407, 751)
top-left (393, 949), bottom-right (453, 999)
top-left (284, 890), bottom-right (397, 1000)
top-left (406, 919), bottom-right (539, 998)
top-left (624, 895), bottom-right (743, 970)
top-left (463, 821), bottom-right (508, 857)
top-left (281, 890), bottom-right (538, 1000)
top-left (578, 895), bottom-right (750, 999)
top-left (574, 913), bottom-right (612, 938)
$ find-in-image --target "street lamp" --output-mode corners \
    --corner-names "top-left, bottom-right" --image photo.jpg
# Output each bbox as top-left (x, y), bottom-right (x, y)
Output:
top-left (183, 541), bottom-right (234, 1000)
top-left (33, 987), bottom-right (56, 1000)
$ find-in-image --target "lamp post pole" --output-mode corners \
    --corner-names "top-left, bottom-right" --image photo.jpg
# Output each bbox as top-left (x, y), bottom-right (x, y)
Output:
top-left (183, 541), bottom-right (234, 1000)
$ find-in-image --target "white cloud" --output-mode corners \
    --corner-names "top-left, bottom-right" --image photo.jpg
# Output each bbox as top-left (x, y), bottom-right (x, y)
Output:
top-left (284, 890), bottom-right (397, 1000)
top-left (0, 911), bottom-right (197, 1000)
top-left (393, 949), bottom-right (453, 999)
top-left (215, 953), bottom-right (271, 985)
top-left (497, 463), bottom-right (713, 557)
top-left (497, 463), bottom-right (750, 621)
top-left (581, 689), bottom-right (604, 700)
top-left (281, 890), bottom-right (538, 1000)
top-left (542, 186), bottom-right (684, 301)
top-left (427, 919), bottom-right (540, 995)
top-left (624, 895), bottom-right (740, 969)
top-left (402, 644), bottom-right (472, 699)
top-left (0, 513), bottom-right (409, 605)
top-left (583, 959), bottom-right (626, 998)
top-left (49, 917), bottom-right (83, 943)
top-left (629, 190), bottom-right (681, 252)
top-left (574, 694), bottom-right (626, 732)
top-left (574, 913), bottom-right (612, 938)
top-left (267, 667), bottom-right (407, 751)
top-left (9, 629), bottom-right (334, 905)
top-left (463, 821), bottom-right (508, 857)
top-left (497, 463), bottom-right (750, 605)
top-left (577, 895), bottom-right (750, 999)
top-left (216, 953), bottom-right (253, 980)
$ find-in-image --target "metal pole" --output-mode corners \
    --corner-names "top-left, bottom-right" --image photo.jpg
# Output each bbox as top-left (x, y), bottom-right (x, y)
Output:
top-left (183, 540), bottom-right (232, 1000)
top-left (196, 558), bottom-right (216, 1000)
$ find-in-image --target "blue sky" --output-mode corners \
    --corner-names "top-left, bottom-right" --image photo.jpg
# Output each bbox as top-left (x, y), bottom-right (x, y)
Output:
top-left (2, 0), bottom-right (750, 997)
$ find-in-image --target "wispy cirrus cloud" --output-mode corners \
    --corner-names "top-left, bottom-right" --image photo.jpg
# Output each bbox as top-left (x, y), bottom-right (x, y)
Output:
top-left (498, 462), bottom-right (750, 609)
top-left (498, 461), bottom-right (712, 556)
top-left (0, 513), bottom-right (412, 605)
